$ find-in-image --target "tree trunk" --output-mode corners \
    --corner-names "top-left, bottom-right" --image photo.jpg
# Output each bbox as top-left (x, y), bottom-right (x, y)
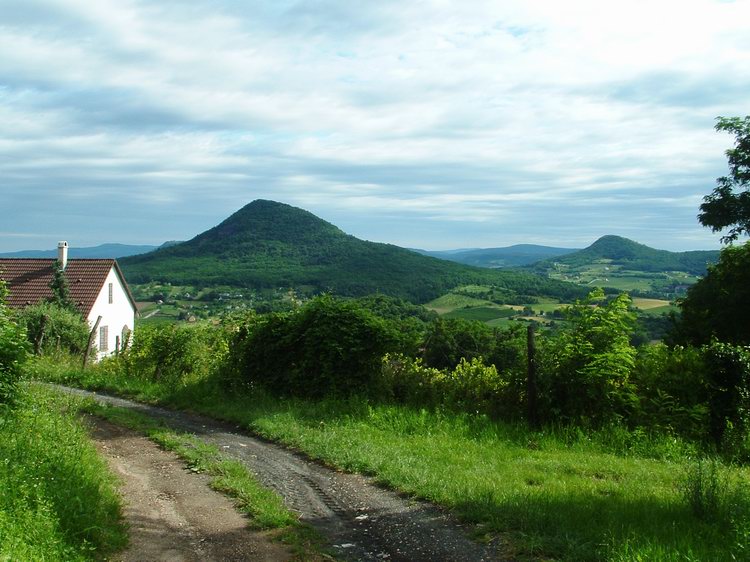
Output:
top-left (82, 316), bottom-right (102, 370)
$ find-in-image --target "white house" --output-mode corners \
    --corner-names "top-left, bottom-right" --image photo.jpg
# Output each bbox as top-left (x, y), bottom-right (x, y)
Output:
top-left (0, 241), bottom-right (137, 360)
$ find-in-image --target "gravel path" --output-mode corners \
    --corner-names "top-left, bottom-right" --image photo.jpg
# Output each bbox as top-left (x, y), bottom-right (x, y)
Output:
top-left (89, 417), bottom-right (292, 562)
top-left (62, 385), bottom-right (508, 562)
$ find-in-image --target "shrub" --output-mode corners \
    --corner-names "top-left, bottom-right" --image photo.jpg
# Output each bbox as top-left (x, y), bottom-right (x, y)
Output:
top-left (381, 353), bottom-right (520, 417)
top-left (632, 344), bottom-right (709, 439)
top-left (422, 317), bottom-right (496, 370)
top-left (0, 279), bottom-right (29, 406)
top-left (539, 289), bottom-right (638, 424)
top-left (702, 340), bottom-right (750, 449)
top-left (121, 323), bottom-right (228, 383)
top-left (229, 296), bottom-right (405, 397)
top-left (16, 301), bottom-right (89, 356)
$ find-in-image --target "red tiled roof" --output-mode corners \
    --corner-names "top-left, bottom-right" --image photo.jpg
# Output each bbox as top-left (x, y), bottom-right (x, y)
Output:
top-left (0, 259), bottom-right (136, 317)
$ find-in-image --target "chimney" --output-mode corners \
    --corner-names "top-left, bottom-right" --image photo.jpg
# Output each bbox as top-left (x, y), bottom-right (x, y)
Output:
top-left (57, 241), bottom-right (68, 270)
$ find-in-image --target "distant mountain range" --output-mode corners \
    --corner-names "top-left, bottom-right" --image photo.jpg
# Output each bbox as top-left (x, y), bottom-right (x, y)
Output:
top-left (119, 200), bottom-right (586, 303)
top-left (0, 242), bottom-right (179, 259)
top-left (415, 244), bottom-right (578, 268)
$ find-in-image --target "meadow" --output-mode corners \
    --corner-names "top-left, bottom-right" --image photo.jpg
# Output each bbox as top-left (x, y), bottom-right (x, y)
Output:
top-left (34, 351), bottom-right (750, 562)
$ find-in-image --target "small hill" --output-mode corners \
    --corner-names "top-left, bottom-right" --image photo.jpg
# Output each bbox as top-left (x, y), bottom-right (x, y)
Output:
top-left (120, 200), bottom-right (586, 303)
top-left (417, 244), bottom-right (578, 268)
top-left (529, 235), bottom-right (719, 275)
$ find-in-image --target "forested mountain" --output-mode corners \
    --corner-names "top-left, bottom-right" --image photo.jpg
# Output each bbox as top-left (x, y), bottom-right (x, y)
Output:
top-left (120, 200), bottom-right (586, 303)
top-left (527, 235), bottom-right (719, 275)
top-left (416, 244), bottom-right (578, 268)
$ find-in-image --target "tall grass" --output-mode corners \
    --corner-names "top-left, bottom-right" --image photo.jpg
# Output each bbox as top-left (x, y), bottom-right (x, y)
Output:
top-left (0, 385), bottom-right (126, 560)
top-left (34, 355), bottom-right (750, 560)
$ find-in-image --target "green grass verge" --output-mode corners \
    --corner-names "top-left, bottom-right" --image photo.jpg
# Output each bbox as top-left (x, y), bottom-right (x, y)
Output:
top-left (80, 401), bottom-right (328, 560)
top-left (34, 357), bottom-right (750, 561)
top-left (0, 385), bottom-right (127, 561)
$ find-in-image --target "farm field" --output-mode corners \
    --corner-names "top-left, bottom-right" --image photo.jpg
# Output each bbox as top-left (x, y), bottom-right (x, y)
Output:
top-left (427, 287), bottom-right (563, 327)
top-left (544, 261), bottom-right (701, 298)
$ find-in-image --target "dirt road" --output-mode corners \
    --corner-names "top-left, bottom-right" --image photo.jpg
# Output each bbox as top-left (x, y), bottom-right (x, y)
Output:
top-left (89, 416), bottom-right (292, 562)
top-left (65, 386), bottom-right (507, 561)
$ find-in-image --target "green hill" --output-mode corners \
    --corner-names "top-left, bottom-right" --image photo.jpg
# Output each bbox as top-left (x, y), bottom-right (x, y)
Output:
top-left (120, 200), bottom-right (586, 303)
top-left (529, 235), bottom-right (719, 275)
top-left (523, 235), bottom-right (720, 298)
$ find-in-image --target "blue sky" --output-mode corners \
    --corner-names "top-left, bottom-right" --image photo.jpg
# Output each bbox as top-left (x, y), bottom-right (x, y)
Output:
top-left (1, 0), bottom-right (749, 253)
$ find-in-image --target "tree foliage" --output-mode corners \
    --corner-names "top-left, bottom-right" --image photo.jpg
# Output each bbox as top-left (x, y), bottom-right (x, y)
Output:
top-left (541, 289), bottom-right (637, 423)
top-left (226, 296), bottom-right (408, 397)
top-left (673, 242), bottom-right (750, 346)
top-left (48, 260), bottom-right (75, 311)
top-left (16, 302), bottom-right (89, 356)
top-left (699, 116), bottom-right (750, 243)
top-left (0, 277), bottom-right (29, 406)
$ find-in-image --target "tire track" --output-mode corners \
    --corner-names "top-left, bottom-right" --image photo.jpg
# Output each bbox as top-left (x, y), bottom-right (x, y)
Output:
top-left (58, 385), bottom-right (508, 561)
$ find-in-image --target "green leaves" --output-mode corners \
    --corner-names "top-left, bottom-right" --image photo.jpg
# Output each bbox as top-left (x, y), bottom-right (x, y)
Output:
top-left (699, 116), bottom-right (750, 243)
top-left (0, 277), bottom-right (29, 406)
top-left (542, 289), bottom-right (637, 423)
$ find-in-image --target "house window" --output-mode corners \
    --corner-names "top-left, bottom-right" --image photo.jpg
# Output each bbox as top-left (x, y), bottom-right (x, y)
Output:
top-left (108, 283), bottom-right (113, 304)
top-left (99, 326), bottom-right (109, 352)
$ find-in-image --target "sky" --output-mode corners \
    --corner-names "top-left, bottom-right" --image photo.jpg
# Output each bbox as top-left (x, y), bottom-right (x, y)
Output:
top-left (1, 0), bottom-right (749, 253)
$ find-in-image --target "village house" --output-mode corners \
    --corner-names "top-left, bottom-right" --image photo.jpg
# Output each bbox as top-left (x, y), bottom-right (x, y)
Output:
top-left (0, 241), bottom-right (137, 360)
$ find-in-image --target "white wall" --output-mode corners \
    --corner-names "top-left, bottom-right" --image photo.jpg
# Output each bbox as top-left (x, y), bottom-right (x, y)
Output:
top-left (87, 267), bottom-right (135, 360)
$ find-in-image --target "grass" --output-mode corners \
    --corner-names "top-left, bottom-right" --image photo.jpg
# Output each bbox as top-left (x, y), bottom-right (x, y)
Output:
top-left (0, 385), bottom-right (127, 561)
top-left (35, 356), bottom-right (750, 561)
top-left (632, 297), bottom-right (672, 310)
top-left (443, 306), bottom-right (516, 322)
top-left (425, 293), bottom-right (493, 314)
top-left (80, 401), bottom-right (328, 560)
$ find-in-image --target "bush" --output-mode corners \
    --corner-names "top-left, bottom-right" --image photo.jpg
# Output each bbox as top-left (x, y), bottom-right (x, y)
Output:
top-left (539, 290), bottom-right (638, 424)
top-left (632, 344), bottom-right (709, 439)
top-left (0, 279), bottom-right (29, 406)
top-left (16, 302), bottom-right (89, 356)
top-left (381, 353), bottom-right (520, 417)
top-left (422, 317), bottom-right (496, 370)
top-left (228, 296), bottom-right (405, 397)
top-left (422, 317), bottom-right (526, 376)
top-left (702, 340), bottom-right (750, 449)
top-left (120, 323), bottom-right (228, 383)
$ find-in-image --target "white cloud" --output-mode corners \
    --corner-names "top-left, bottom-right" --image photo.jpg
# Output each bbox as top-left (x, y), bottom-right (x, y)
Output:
top-left (1, 0), bottom-right (748, 252)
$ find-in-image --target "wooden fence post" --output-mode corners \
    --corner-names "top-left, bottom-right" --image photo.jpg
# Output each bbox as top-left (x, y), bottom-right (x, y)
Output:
top-left (82, 316), bottom-right (102, 370)
top-left (34, 314), bottom-right (49, 355)
top-left (526, 324), bottom-right (539, 429)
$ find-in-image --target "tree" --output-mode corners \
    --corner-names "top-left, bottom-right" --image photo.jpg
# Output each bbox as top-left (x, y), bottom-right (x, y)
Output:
top-left (673, 242), bottom-right (750, 346)
top-left (699, 116), bottom-right (750, 243)
top-left (49, 260), bottom-right (75, 311)
top-left (541, 289), bottom-right (638, 423)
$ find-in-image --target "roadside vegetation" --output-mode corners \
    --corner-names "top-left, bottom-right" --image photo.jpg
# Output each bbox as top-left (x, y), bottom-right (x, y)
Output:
top-left (0, 385), bottom-right (127, 561)
top-left (31, 282), bottom-right (750, 561)
top-left (0, 277), bottom-right (126, 560)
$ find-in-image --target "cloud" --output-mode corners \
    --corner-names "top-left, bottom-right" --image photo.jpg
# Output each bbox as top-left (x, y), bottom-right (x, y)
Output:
top-left (1, 0), bottom-right (748, 252)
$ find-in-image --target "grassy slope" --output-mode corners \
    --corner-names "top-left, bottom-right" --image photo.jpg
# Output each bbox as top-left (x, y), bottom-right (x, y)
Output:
top-left (121, 200), bottom-right (587, 304)
top-left (0, 385), bottom-right (126, 561)
top-left (36, 358), bottom-right (750, 562)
